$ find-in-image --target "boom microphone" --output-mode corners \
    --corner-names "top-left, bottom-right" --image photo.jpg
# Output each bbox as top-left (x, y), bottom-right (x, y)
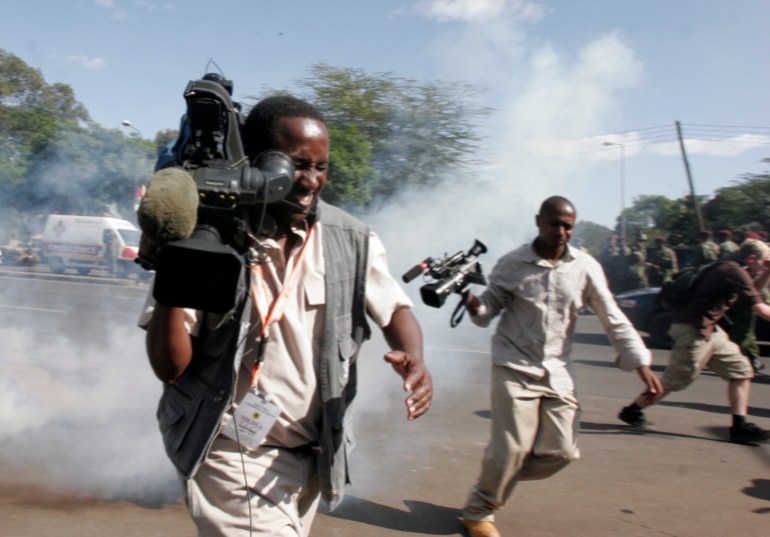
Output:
top-left (402, 258), bottom-right (431, 283)
top-left (137, 167), bottom-right (199, 245)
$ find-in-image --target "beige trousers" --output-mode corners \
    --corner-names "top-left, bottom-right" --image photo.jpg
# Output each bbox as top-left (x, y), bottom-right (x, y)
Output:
top-left (462, 365), bottom-right (581, 521)
top-left (185, 436), bottom-right (321, 537)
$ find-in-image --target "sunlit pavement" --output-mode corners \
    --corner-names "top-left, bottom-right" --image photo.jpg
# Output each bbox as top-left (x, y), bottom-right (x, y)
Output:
top-left (1, 312), bottom-right (768, 537)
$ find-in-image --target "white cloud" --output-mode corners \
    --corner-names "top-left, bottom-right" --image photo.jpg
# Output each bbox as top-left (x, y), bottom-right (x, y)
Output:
top-left (135, 0), bottom-right (175, 11)
top-left (64, 54), bottom-right (106, 69)
top-left (520, 131), bottom-right (770, 161)
top-left (409, 0), bottom-right (545, 23)
top-left (136, 0), bottom-right (157, 11)
top-left (94, 0), bottom-right (127, 19)
top-left (494, 31), bottom-right (643, 161)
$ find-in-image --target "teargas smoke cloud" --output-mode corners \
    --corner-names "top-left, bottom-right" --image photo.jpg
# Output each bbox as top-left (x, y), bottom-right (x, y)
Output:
top-left (0, 313), bottom-right (180, 504)
top-left (0, 10), bottom-right (646, 507)
top-left (328, 18), bottom-right (646, 499)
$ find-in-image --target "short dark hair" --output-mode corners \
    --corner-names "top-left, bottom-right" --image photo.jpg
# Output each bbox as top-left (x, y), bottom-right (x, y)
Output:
top-left (539, 196), bottom-right (576, 217)
top-left (243, 95), bottom-right (325, 159)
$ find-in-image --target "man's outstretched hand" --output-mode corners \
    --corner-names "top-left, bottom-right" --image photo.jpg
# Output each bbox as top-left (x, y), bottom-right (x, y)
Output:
top-left (384, 351), bottom-right (433, 420)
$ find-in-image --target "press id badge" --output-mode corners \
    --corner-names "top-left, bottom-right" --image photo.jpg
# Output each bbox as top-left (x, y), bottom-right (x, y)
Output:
top-left (222, 392), bottom-right (281, 450)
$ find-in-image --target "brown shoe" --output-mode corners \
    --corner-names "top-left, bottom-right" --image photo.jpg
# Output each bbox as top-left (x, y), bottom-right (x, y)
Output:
top-left (462, 518), bottom-right (501, 537)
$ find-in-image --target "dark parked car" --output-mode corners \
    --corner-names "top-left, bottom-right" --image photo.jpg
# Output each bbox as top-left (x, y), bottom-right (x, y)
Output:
top-left (615, 287), bottom-right (674, 348)
top-left (615, 287), bottom-right (770, 349)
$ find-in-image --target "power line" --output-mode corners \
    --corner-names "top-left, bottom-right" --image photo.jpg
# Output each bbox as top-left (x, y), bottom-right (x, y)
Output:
top-left (683, 137), bottom-right (770, 145)
top-left (682, 123), bottom-right (770, 131)
top-left (483, 123), bottom-right (770, 161)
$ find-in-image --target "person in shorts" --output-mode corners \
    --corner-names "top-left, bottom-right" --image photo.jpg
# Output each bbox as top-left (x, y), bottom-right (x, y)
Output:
top-left (619, 238), bottom-right (770, 443)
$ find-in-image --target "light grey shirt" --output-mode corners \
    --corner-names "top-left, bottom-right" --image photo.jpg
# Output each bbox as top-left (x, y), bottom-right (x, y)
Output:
top-left (472, 243), bottom-right (651, 396)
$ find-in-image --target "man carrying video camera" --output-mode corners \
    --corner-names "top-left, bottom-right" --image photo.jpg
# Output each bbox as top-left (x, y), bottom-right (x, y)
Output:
top-left (458, 196), bottom-right (662, 537)
top-left (140, 95), bottom-right (432, 536)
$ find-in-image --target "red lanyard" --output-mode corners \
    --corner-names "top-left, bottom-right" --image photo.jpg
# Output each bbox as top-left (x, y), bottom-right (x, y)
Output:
top-left (249, 226), bottom-right (314, 386)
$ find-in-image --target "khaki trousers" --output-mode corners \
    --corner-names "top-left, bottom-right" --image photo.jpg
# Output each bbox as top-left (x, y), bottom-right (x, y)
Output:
top-left (186, 436), bottom-right (321, 537)
top-left (462, 365), bottom-right (581, 521)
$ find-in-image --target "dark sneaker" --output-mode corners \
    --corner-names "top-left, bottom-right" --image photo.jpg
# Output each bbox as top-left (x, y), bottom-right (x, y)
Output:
top-left (730, 422), bottom-right (770, 444)
top-left (618, 405), bottom-right (650, 429)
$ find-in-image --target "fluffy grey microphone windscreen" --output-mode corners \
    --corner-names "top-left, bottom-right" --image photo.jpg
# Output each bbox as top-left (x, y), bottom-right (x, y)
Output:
top-left (137, 167), bottom-right (199, 243)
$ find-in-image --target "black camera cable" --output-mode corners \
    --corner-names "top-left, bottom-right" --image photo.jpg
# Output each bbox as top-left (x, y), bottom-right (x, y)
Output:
top-left (450, 289), bottom-right (471, 328)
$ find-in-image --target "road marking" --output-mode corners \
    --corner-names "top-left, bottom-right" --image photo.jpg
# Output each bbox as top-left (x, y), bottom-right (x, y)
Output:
top-left (0, 303), bottom-right (67, 314)
top-left (425, 345), bottom-right (490, 355)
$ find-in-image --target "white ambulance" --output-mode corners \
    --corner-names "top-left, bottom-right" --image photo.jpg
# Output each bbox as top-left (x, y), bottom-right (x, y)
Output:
top-left (41, 215), bottom-right (142, 278)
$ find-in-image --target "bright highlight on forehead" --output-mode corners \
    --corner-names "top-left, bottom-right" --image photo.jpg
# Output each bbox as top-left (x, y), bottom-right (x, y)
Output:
top-left (302, 121), bottom-right (325, 138)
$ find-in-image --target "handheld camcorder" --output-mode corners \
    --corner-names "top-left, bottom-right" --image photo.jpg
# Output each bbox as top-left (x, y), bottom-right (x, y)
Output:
top-left (150, 73), bottom-right (294, 314)
top-left (402, 239), bottom-right (488, 326)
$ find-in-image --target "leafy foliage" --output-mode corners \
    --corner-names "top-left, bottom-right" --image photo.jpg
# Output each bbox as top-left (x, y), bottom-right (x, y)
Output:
top-left (2, 48), bottom-right (767, 249)
top-left (153, 128), bottom-right (180, 155)
top-left (589, 167), bottom-right (770, 253)
top-left (324, 123), bottom-right (376, 209)
top-left (0, 49), bottom-right (155, 241)
top-left (249, 63), bottom-right (492, 208)
top-left (703, 166), bottom-right (770, 234)
top-left (21, 125), bottom-right (154, 217)
top-left (574, 220), bottom-right (612, 255)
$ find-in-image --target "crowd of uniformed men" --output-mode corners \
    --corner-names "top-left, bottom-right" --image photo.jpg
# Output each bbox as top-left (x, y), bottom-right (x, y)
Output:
top-left (586, 228), bottom-right (768, 373)
top-left (594, 228), bottom-right (766, 294)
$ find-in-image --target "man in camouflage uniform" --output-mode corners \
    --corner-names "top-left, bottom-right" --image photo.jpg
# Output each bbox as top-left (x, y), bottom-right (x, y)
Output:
top-left (599, 235), bottom-right (623, 293)
top-left (717, 229), bottom-right (739, 260)
top-left (693, 230), bottom-right (720, 266)
top-left (647, 236), bottom-right (679, 287)
top-left (621, 233), bottom-right (649, 292)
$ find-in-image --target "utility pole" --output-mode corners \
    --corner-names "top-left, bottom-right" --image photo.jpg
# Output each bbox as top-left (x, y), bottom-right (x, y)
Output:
top-left (675, 121), bottom-right (705, 233)
top-left (602, 141), bottom-right (627, 240)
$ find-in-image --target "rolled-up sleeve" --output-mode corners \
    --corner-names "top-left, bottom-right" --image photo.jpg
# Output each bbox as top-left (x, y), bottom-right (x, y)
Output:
top-left (136, 279), bottom-right (202, 336)
top-left (365, 232), bottom-right (414, 328)
top-left (585, 263), bottom-right (652, 371)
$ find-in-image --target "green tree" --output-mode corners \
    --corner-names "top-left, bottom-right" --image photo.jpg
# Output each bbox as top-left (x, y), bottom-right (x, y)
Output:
top-left (324, 123), bottom-right (376, 209)
top-left (662, 196), bottom-right (705, 246)
top-left (1, 49), bottom-right (92, 239)
top-left (574, 220), bottom-right (612, 256)
top-left (154, 128), bottom-right (179, 155)
top-left (21, 125), bottom-right (154, 218)
top-left (703, 167), bottom-right (770, 234)
top-left (0, 50), bottom-right (89, 189)
top-left (619, 193), bottom-right (708, 246)
top-left (250, 63), bottom-right (491, 208)
top-left (0, 49), bottom-right (155, 240)
top-left (600, 164), bottom-right (770, 252)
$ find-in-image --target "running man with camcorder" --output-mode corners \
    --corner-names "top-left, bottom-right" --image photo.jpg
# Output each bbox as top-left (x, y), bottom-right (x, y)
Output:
top-left (457, 196), bottom-right (662, 537)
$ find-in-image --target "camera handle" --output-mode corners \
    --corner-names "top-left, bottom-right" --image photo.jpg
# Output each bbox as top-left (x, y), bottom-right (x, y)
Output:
top-left (449, 289), bottom-right (471, 328)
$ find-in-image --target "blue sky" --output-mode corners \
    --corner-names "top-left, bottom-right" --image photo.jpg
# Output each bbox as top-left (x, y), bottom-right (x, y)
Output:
top-left (5, 2), bottom-right (770, 496)
top-left (3, 0), bottom-right (770, 234)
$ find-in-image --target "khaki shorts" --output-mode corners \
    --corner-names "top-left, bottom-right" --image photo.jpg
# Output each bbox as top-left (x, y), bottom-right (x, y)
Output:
top-left (663, 323), bottom-right (754, 391)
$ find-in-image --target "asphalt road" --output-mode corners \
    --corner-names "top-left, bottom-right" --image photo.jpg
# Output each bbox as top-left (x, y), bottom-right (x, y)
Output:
top-left (1, 272), bottom-right (768, 537)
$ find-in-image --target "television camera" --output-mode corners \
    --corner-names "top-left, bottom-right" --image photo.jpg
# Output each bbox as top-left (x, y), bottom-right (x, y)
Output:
top-left (402, 239), bottom-right (488, 327)
top-left (148, 72), bottom-right (294, 314)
